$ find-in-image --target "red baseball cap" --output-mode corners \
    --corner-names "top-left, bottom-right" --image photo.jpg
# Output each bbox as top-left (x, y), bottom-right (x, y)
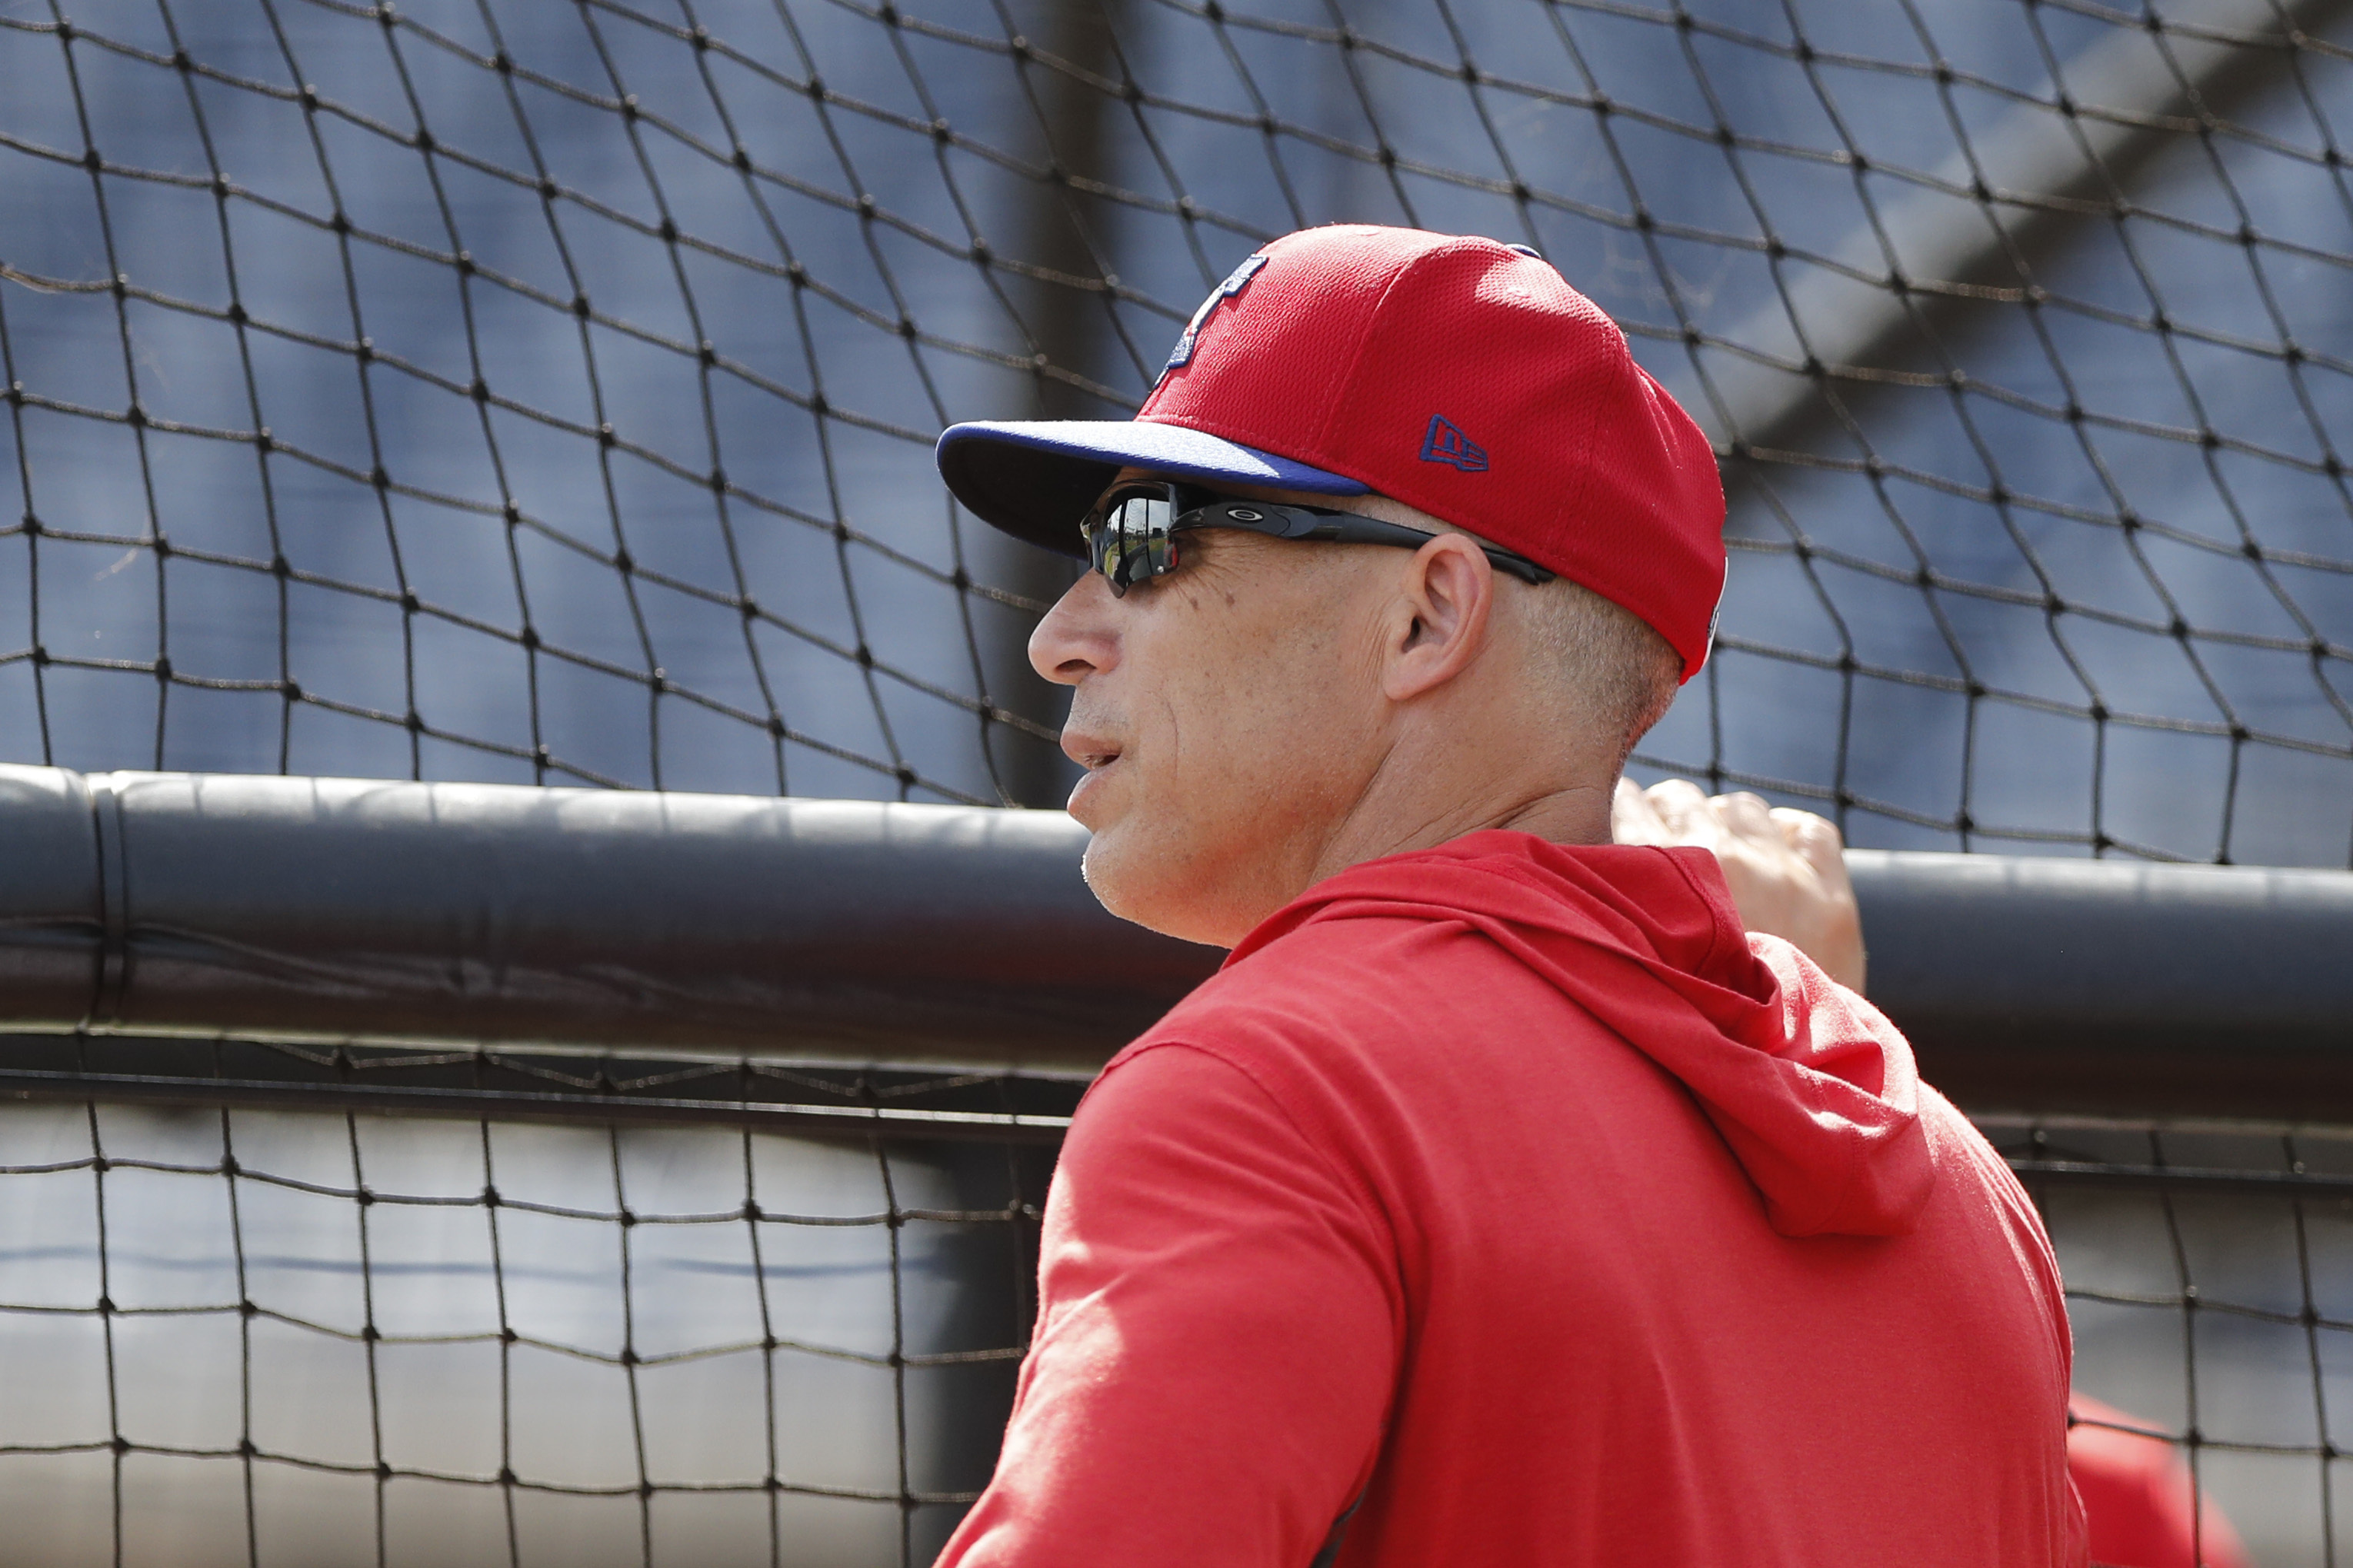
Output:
top-left (935, 224), bottom-right (1726, 677)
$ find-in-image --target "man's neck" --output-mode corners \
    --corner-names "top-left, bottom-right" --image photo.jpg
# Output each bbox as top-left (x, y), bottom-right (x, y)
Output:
top-left (1301, 756), bottom-right (1615, 891)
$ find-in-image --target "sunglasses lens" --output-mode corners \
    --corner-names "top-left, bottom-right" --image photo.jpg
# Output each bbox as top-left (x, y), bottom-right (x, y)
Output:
top-left (1090, 492), bottom-right (1175, 592)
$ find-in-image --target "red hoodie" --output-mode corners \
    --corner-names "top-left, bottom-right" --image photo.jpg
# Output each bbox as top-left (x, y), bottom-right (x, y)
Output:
top-left (939, 834), bottom-right (2085, 1566)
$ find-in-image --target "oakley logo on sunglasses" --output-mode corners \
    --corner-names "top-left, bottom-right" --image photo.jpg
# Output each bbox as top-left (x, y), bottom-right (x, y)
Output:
top-left (1420, 414), bottom-right (1489, 472)
top-left (1161, 254), bottom-right (1270, 377)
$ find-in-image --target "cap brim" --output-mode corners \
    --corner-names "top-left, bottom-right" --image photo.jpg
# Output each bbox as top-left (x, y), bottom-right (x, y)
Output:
top-left (935, 419), bottom-right (1368, 556)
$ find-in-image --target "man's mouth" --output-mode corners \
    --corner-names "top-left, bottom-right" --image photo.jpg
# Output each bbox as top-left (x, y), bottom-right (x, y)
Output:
top-left (1062, 729), bottom-right (1123, 771)
top-left (1062, 731), bottom-right (1125, 821)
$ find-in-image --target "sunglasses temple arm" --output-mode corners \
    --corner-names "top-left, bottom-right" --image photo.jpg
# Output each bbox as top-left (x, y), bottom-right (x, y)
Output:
top-left (1481, 549), bottom-right (1556, 586)
top-left (1311, 514), bottom-right (1555, 587)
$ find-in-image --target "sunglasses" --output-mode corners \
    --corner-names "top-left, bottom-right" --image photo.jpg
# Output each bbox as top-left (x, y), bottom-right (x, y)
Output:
top-left (1081, 481), bottom-right (1555, 597)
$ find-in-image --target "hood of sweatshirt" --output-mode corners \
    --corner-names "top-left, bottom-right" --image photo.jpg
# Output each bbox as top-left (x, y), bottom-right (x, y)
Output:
top-left (1224, 831), bottom-right (1936, 1239)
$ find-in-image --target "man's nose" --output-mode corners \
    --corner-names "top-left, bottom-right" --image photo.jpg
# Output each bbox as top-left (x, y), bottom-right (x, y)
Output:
top-left (1028, 571), bottom-right (1121, 687)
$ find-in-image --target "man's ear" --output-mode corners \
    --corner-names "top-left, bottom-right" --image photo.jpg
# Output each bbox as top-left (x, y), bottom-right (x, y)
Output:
top-left (1384, 533), bottom-right (1496, 702)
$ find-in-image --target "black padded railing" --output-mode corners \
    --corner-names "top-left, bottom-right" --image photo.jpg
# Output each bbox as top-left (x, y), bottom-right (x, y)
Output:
top-left (0, 766), bottom-right (2345, 1117)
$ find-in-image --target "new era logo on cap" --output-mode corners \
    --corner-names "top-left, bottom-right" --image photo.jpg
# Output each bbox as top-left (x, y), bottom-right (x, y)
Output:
top-left (1420, 414), bottom-right (1488, 472)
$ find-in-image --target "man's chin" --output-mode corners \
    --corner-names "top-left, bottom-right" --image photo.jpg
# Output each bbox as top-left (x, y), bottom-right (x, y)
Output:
top-left (1078, 827), bottom-right (1173, 934)
top-left (1080, 828), bottom-right (1238, 950)
top-left (1076, 824), bottom-right (1133, 907)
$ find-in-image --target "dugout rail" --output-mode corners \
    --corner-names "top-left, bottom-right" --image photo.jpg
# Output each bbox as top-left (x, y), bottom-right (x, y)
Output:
top-left (0, 765), bottom-right (2342, 1120)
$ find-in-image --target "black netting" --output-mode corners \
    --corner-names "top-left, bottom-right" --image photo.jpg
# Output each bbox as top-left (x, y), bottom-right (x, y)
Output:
top-left (1989, 1113), bottom-right (2353, 1568)
top-left (0, 1047), bottom-right (1075, 1568)
top-left (2, 0), bottom-right (2349, 856)
top-left (0, 1070), bottom-right (2344, 1567)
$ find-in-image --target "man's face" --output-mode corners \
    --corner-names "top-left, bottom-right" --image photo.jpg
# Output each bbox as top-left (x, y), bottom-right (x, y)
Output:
top-left (1028, 483), bottom-right (1398, 947)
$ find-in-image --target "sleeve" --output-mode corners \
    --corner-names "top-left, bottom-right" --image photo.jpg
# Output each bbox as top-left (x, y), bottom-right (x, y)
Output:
top-left (935, 1041), bottom-right (1400, 1568)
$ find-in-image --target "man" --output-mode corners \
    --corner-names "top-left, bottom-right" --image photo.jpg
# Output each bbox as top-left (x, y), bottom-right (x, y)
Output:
top-left (933, 225), bottom-right (2084, 1565)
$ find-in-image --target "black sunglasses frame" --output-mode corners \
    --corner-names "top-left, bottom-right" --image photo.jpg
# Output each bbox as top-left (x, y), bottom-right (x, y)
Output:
top-left (1081, 481), bottom-right (1556, 597)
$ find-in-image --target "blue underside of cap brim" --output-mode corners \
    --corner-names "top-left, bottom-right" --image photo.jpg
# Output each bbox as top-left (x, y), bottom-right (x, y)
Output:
top-left (943, 420), bottom-right (1365, 494)
top-left (934, 418), bottom-right (1367, 555)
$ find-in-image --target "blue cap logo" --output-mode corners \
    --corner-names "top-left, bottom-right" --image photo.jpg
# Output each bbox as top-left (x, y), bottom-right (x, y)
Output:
top-left (1160, 254), bottom-right (1270, 379)
top-left (1420, 414), bottom-right (1488, 472)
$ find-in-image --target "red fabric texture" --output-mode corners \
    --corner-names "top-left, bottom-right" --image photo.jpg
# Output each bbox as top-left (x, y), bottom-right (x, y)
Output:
top-left (1138, 225), bottom-right (1727, 675)
top-left (2068, 1394), bottom-right (2251, 1568)
top-left (938, 833), bottom-right (2085, 1567)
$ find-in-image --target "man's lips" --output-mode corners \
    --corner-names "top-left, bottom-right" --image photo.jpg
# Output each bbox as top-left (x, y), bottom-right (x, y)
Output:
top-left (1062, 730), bottom-right (1124, 820)
top-left (1061, 730), bottom-right (1123, 771)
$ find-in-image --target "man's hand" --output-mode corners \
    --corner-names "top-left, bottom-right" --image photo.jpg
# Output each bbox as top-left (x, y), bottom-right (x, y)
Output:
top-left (1612, 777), bottom-right (1867, 994)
